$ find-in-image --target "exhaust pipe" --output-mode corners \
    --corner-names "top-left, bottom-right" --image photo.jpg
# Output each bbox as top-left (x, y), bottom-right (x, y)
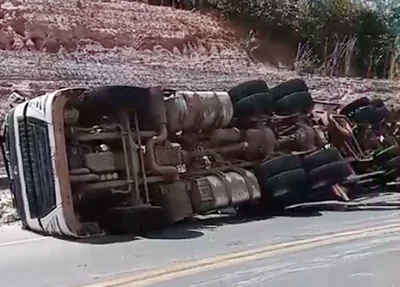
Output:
top-left (145, 87), bottom-right (179, 180)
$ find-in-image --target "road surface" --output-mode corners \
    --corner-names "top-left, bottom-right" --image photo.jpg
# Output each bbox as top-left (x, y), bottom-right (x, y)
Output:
top-left (152, 230), bottom-right (400, 287)
top-left (2, 202), bottom-right (400, 287)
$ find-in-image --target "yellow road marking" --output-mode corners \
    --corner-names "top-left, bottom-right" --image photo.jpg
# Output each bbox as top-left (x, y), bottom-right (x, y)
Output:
top-left (84, 222), bottom-right (400, 287)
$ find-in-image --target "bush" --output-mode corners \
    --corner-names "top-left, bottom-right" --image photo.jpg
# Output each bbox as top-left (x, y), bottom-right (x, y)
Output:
top-left (208, 0), bottom-right (400, 78)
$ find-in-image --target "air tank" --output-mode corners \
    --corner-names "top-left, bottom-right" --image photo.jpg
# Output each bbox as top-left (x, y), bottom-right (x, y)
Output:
top-left (165, 91), bottom-right (233, 132)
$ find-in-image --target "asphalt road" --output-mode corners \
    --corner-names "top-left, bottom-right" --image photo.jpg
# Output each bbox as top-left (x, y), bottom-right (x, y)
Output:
top-left (2, 205), bottom-right (400, 287)
top-left (154, 231), bottom-right (400, 287)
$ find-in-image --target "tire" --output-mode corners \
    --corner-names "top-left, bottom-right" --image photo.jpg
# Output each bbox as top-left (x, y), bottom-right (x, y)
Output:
top-left (372, 105), bottom-right (389, 123)
top-left (264, 168), bottom-right (308, 203)
top-left (233, 92), bottom-right (275, 117)
top-left (260, 154), bottom-right (302, 179)
top-left (308, 161), bottom-right (352, 185)
top-left (351, 105), bottom-right (374, 123)
top-left (228, 80), bottom-right (269, 104)
top-left (302, 148), bottom-right (343, 172)
top-left (274, 91), bottom-right (314, 116)
top-left (371, 98), bottom-right (385, 108)
top-left (340, 97), bottom-right (370, 117)
top-left (269, 79), bottom-right (308, 101)
top-left (373, 145), bottom-right (400, 163)
top-left (352, 105), bottom-right (389, 124)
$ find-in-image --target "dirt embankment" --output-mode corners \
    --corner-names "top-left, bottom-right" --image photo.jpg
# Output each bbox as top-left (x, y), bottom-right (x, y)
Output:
top-left (0, 0), bottom-right (395, 100)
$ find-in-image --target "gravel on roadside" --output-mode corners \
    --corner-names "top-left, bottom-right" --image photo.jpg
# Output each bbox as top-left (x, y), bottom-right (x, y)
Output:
top-left (0, 189), bottom-right (18, 226)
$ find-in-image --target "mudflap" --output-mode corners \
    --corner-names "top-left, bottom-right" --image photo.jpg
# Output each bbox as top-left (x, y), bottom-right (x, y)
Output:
top-left (101, 205), bottom-right (167, 235)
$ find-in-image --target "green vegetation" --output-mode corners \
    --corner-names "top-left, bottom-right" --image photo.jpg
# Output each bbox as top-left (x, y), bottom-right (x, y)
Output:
top-left (205, 0), bottom-right (400, 78)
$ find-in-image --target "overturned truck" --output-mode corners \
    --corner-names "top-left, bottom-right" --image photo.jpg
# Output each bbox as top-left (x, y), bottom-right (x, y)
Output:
top-left (0, 81), bottom-right (361, 237)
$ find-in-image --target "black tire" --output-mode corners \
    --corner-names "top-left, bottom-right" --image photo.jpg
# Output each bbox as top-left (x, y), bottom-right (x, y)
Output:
top-left (372, 105), bottom-right (390, 123)
top-left (373, 145), bottom-right (400, 163)
top-left (233, 92), bottom-right (275, 117)
top-left (351, 105), bottom-right (375, 124)
top-left (264, 168), bottom-right (308, 202)
top-left (260, 154), bottom-right (302, 179)
top-left (308, 161), bottom-right (352, 185)
top-left (228, 80), bottom-right (269, 104)
top-left (269, 79), bottom-right (308, 101)
top-left (371, 98), bottom-right (385, 108)
top-left (274, 91), bottom-right (314, 116)
top-left (340, 97), bottom-right (370, 117)
top-left (352, 105), bottom-right (389, 124)
top-left (302, 148), bottom-right (343, 172)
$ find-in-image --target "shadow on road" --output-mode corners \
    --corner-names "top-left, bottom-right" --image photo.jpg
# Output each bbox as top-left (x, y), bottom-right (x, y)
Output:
top-left (50, 208), bottom-right (323, 245)
top-left (25, 201), bottom-right (384, 245)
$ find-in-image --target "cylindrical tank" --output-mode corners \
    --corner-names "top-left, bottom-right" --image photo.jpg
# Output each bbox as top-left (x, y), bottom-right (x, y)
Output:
top-left (190, 169), bottom-right (261, 212)
top-left (165, 91), bottom-right (233, 132)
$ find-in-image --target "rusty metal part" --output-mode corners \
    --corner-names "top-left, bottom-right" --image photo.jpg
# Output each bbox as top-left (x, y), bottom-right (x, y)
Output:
top-left (243, 128), bottom-right (276, 160)
top-left (294, 122), bottom-right (317, 151)
top-left (165, 91), bottom-right (233, 132)
top-left (209, 128), bottom-right (241, 144)
top-left (332, 184), bottom-right (350, 201)
top-left (70, 174), bottom-right (100, 182)
top-left (188, 169), bottom-right (261, 213)
top-left (145, 87), bottom-right (179, 180)
top-left (154, 142), bottom-right (184, 167)
top-left (83, 151), bottom-right (118, 173)
top-left (64, 107), bottom-right (80, 125)
top-left (327, 113), bottom-right (366, 158)
top-left (116, 123), bottom-right (134, 194)
top-left (184, 162), bottom-right (254, 177)
top-left (122, 112), bottom-right (141, 205)
top-left (182, 142), bottom-right (248, 161)
top-left (149, 181), bottom-right (194, 224)
top-left (70, 168), bottom-right (90, 175)
top-left (149, 86), bottom-right (168, 125)
top-left (53, 88), bottom-right (88, 235)
top-left (73, 130), bottom-right (157, 142)
top-left (313, 100), bottom-right (341, 113)
top-left (133, 112), bottom-right (150, 204)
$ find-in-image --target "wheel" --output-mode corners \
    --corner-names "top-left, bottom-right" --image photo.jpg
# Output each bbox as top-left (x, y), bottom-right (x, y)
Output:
top-left (274, 91), bottom-right (314, 116)
top-left (351, 105), bottom-right (375, 123)
top-left (350, 104), bottom-right (389, 125)
top-left (340, 97), bottom-right (370, 117)
top-left (371, 105), bottom-right (390, 123)
top-left (228, 80), bottom-right (269, 104)
top-left (269, 78), bottom-right (308, 100)
top-left (264, 168), bottom-right (309, 204)
top-left (373, 145), bottom-right (400, 163)
top-left (308, 161), bottom-right (352, 186)
top-left (233, 92), bottom-right (275, 117)
top-left (370, 98), bottom-right (385, 108)
top-left (302, 148), bottom-right (343, 172)
top-left (260, 154), bottom-right (302, 178)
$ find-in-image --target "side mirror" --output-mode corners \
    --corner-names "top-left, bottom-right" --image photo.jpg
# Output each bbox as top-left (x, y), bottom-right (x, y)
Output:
top-left (7, 91), bottom-right (27, 108)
